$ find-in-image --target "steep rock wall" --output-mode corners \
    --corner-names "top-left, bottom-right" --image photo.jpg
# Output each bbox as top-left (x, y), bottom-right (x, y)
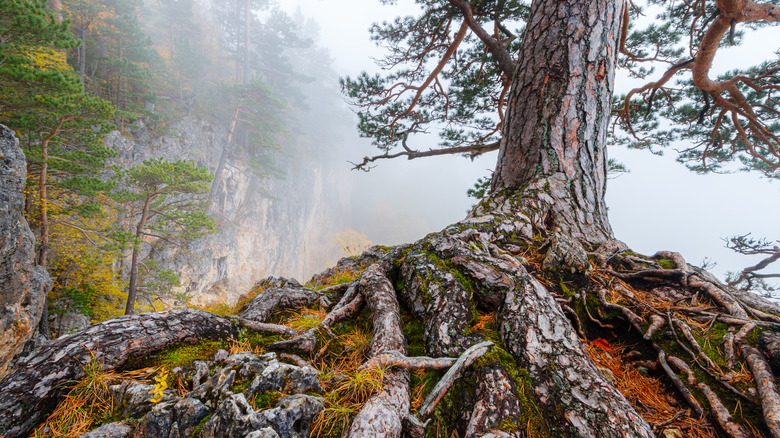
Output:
top-left (0, 124), bottom-right (52, 377)
top-left (106, 117), bottom-right (350, 304)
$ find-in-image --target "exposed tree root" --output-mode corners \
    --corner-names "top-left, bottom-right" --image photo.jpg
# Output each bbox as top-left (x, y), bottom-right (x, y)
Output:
top-left (0, 309), bottom-right (238, 438)
top-left (742, 345), bottom-right (780, 438)
top-left (4, 194), bottom-right (780, 438)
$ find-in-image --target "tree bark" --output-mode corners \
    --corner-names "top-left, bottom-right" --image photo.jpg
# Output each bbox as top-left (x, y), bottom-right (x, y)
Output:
top-left (125, 193), bottom-right (152, 315)
top-left (491, 0), bottom-right (624, 245)
top-left (0, 309), bottom-right (238, 438)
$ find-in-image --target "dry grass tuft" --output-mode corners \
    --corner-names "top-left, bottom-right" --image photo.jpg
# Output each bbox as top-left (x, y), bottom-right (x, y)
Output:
top-left (31, 356), bottom-right (145, 438)
top-left (286, 308), bottom-right (327, 333)
top-left (229, 337), bottom-right (266, 356)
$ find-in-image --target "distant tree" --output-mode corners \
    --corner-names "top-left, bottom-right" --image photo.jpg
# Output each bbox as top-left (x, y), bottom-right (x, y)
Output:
top-left (0, 0), bottom-right (116, 269)
top-left (726, 234), bottom-right (780, 294)
top-left (115, 158), bottom-right (216, 315)
top-left (334, 229), bottom-right (373, 258)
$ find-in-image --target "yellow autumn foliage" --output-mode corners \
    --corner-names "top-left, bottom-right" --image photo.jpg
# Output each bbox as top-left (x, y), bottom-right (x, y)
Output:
top-left (25, 176), bottom-right (127, 323)
top-left (24, 47), bottom-right (70, 72)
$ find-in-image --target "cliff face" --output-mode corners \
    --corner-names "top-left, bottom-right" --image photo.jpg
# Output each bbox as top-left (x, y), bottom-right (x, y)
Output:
top-left (0, 125), bottom-right (52, 377)
top-left (106, 117), bottom-right (350, 304)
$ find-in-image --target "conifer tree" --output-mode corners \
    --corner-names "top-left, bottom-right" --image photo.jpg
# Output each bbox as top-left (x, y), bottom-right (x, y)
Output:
top-left (115, 158), bottom-right (216, 315)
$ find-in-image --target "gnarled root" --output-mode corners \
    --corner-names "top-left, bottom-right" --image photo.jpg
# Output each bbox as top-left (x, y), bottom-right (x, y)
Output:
top-left (0, 310), bottom-right (238, 438)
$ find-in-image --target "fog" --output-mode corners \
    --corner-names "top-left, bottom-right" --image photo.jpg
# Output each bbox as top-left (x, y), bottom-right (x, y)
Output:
top-left (277, 0), bottom-right (780, 288)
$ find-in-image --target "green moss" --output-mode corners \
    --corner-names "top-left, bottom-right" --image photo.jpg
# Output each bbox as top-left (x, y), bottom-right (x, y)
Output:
top-left (127, 339), bottom-right (227, 370)
top-left (249, 391), bottom-right (282, 410)
top-left (232, 380), bottom-right (250, 394)
top-left (190, 413), bottom-right (212, 437)
top-left (472, 347), bottom-right (555, 438)
top-left (401, 306), bottom-right (426, 357)
top-left (657, 258), bottom-right (676, 269)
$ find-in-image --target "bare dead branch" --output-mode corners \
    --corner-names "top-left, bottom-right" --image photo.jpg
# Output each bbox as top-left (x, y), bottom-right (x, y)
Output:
top-left (350, 141), bottom-right (500, 171)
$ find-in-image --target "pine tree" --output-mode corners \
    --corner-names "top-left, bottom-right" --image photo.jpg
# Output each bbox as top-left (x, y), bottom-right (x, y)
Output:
top-left (115, 158), bottom-right (216, 315)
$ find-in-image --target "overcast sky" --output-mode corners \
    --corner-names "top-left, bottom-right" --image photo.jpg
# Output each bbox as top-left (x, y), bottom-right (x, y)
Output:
top-left (278, 0), bottom-right (780, 287)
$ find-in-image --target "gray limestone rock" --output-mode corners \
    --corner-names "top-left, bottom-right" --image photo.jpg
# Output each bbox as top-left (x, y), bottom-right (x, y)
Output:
top-left (239, 278), bottom-right (324, 323)
top-left (49, 299), bottom-right (91, 338)
top-left (257, 394), bottom-right (324, 438)
top-left (80, 351), bottom-right (324, 438)
top-left (110, 381), bottom-right (176, 419)
top-left (199, 393), bottom-right (261, 438)
top-left (224, 352), bottom-right (322, 396)
top-left (245, 428), bottom-right (281, 438)
top-left (76, 422), bottom-right (133, 438)
top-left (133, 397), bottom-right (210, 438)
top-left (0, 124), bottom-right (52, 378)
top-left (104, 118), bottom-right (350, 306)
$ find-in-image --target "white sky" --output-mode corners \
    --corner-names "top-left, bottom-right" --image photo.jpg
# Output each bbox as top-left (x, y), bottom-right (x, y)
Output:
top-left (279, 0), bottom-right (780, 286)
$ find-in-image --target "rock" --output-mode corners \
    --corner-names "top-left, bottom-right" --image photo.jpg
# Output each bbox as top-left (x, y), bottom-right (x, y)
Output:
top-left (49, 299), bottom-right (91, 338)
top-left (76, 422), bottom-right (133, 438)
top-left (199, 393), bottom-right (260, 438)
top-left (240, 278), bottom-right (324, 323)
top-left (133, 397), bottom-right (210, 438)
top-left (188, 368), bottom-right (237, 408)
top-left (211, 349), bottom-right (229, 362)
top-left (104, 117), bottom-right (350, 305)
top-left (199, 393), bottom-right (324, 438)
top-left (246, 428), bottom-right (280, 438)
top-left (257, 394), bottom-right (324, 438)
top-left (0, 124), bottom-right (52, 378)
top-left (224, 352), bottom-right (322, 396)
top-left (110, 381), bottom-right (176, 419)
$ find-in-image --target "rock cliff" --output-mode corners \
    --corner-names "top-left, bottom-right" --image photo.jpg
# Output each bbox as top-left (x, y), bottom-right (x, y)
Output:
top-left (106, 117), bottom-right (350, 305)
top-left (0, 124), bottom-right (52, 377)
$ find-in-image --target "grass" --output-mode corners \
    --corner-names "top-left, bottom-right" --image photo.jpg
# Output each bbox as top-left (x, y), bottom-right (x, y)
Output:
top-left (285, 307), bottom-right (327, 333)
top-left (31, 356), bottom-right (139, 438)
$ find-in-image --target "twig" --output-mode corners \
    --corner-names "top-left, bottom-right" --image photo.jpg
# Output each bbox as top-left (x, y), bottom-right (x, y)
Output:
top-left (415, 341), bottom-right (494, 420)
top-left (233, 317), bottom-right (297, 338)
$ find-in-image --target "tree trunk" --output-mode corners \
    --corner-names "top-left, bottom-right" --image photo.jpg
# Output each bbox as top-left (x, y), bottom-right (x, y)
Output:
top-left (491, 0), bottom-right (622, 245)
top-left (38, 140), bottom-right (49, 269)
top-left (125, 194), bottom-right (152, 315)
top-left (0, 310), bottom-right (238, 438)
top-left (79, 15), bottom-right (87, 88)
top-left (50, 0), bottom-right (62, 23)
top-left (209, 105), bottom-right (240, 206)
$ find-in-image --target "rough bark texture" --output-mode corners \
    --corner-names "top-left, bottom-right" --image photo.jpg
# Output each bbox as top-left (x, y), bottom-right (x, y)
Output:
top-left (0, 124), bottom-right (52, 379)
top-left (239, 277), bottom-right (326, 323)
top-left (347, 261), bottom-right (410, 437)
top-left (0, 309), bottom-right (237, 438)
top-left (395, 214), bottom-right (654, 437)
top-left (492, 0), bottom-right (624, 244)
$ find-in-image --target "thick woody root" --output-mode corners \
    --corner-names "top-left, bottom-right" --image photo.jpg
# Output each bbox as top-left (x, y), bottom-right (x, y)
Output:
top-left (0, 309), bottom-right (238, 438)
top-left (347, 261), bottom-right (410, 436)
top-left (394, 228), bottom-right (656, 437)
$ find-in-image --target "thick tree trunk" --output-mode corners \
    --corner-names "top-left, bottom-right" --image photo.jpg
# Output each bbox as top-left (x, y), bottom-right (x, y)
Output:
top-left (492, 0), bottom-right (623, 245)
top-left (0, 309), bottom-right (239, 438)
